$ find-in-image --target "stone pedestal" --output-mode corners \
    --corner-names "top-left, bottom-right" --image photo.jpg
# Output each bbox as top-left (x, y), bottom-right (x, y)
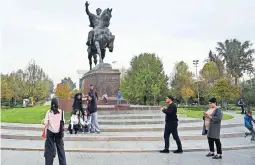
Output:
top-left (81, 63), bottom-right (121, 97)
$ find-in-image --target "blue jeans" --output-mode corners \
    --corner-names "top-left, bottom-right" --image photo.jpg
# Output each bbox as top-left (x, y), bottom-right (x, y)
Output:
top-left (117, 99), bottom-right (121, 104)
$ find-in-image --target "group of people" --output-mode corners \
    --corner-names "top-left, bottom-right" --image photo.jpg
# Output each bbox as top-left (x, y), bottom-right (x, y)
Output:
top-left (42, 92), bottom-right (255, 164)
top-left (68, 84), bottom-right (100, 134)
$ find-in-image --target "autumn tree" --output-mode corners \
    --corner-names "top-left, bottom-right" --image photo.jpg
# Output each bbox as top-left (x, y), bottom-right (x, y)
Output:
top-left (55, 84), bottom-right (70, 99)
top-left (181, 87), bottom-right (195, 106)
top-left (61, 77), bottom-right (76, 91)
top-left (1, 74), bottom-right (13, 101)
top-left (121, 53), bottom-right (169, 104)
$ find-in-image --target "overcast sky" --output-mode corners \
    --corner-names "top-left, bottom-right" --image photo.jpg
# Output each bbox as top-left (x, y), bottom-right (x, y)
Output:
top-left (1, 0), bottom-right (255, 87)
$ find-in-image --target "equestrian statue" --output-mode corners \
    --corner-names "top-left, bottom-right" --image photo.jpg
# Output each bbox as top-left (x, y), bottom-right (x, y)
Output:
top-left (85, 1), bottom-right (115, 70)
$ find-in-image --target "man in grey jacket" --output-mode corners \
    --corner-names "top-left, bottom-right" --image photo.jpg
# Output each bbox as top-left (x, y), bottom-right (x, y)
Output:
top-left (202, 98), bottom-right (223, 159)
top-left (87, 84), bottom-right (100, 133)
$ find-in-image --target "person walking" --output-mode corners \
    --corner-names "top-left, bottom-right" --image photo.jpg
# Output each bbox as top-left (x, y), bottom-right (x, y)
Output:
top-left (43, 98), bottom-right (66, 165)
top-left (88, 84), bottom-right (100, 133)
top-left (160, 95), bottom-right (183, 154)
top-left (202, 97), bottom-right (223, 159)
top-left (238, 98), bottom-right (245, 114)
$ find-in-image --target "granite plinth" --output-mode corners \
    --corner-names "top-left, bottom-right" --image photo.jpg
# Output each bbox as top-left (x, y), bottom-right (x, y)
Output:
top-left (81, 63), bottom-right (121, 97)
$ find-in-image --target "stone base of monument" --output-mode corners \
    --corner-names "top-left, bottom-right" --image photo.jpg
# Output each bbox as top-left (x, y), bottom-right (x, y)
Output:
top-left (81, 63), bottom-right (121, 97)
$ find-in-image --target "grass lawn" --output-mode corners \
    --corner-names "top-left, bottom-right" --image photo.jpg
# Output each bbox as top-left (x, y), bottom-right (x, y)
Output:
top-left (178, 108), bottom-right (234, 120)
top-left (1, 106), bottom-right (234, 124)
top-left (1, 106), bottom-right (71, 124)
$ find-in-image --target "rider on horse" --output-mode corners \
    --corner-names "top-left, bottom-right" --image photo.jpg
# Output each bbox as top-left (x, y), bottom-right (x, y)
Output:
top-left (85, 1), bottom-right (102, 48)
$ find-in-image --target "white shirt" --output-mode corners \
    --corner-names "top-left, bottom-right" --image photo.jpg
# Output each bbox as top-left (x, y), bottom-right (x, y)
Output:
top-left (44, 109), bottom-right (65, 133)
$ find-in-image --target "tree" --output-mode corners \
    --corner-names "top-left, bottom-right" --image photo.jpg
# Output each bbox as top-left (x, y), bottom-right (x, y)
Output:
top-left (181, 87), bottom-right (195, 105)
top-left (121, 53), bottom-right (169, 104)
top-left (205, 50), bottom-right (224, 76)
top-left (216, 39), bottom-right (255, 85)
top-left (211, 77), bottom-right (239, 105)
top-left (25, 60), bottom-right (51, 101)
top-left (61, 77), bottom-right (76, 91)
top-left (55, 83), bottom-right (70, 99)
top-left (200, 61), bottom-right (220, 84)
top-left (170, 61), bottom-right (195, 102)
top-left (0, 74), bottom-right (13, 101)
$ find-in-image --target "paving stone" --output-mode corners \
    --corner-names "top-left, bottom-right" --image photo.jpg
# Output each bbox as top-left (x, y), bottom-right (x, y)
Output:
top-left (0, 126), bottom-right (247, 136)
top-left (1, 149), bottom-right (254, 165)
top-left (1, 137), bottom-right (255, 151)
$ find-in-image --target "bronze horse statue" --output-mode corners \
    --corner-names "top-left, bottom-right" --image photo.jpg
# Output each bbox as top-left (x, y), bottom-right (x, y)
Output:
top-left (87, 8), bottom-right (115, 70)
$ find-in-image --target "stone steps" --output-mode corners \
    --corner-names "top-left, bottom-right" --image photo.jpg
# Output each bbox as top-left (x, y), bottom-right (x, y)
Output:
top-left (0, 111), bottom-right (249, 153)
top-left (0, 126), bottom-right (247, 141)
top-left (1, 137), bottom-right (254, 152)
top-left (1, 123), bottom-right (243, 132)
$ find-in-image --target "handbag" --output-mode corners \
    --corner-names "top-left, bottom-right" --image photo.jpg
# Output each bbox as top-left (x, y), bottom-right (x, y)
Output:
top-left (59, 109), bottom-right (64, 138)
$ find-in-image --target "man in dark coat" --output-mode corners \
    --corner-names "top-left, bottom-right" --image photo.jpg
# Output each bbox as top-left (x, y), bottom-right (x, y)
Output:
top-left (160, 95), bottom-right (183, 154)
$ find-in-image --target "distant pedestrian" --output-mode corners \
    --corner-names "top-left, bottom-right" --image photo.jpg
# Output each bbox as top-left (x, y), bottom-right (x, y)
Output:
top-left (116, 89), bottom-right (122, 104)
top-left (160, 95), bottom-right (183, 154)
top-left (238, 98), bottom-right (245, 114)
top-left (43, 98), bottom-right (66, 165)
top-left (202, 97), bottom-right (223, 159)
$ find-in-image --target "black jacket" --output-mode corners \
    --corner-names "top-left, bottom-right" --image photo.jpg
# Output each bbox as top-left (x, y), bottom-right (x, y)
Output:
top-left (72, 93), bottom-right (83, 113)
top-left (88, 90), bottom-right (97, 114)
top-left (162, 103), bottom-right (178, 123)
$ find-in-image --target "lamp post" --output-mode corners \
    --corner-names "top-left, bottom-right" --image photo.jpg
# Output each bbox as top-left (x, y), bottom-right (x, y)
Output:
top-left (193, 60), bottom-right (200, 105)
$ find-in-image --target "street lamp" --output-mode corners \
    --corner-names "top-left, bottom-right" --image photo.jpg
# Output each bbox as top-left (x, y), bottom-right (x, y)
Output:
top-left (193, 60), bottom-right (200, 105)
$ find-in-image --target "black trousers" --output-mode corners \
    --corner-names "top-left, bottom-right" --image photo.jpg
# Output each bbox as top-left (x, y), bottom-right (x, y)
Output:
top-left (164, 122), bottom-right (182, 150)
top-left (207, 137), bottom-right (222, 154)
top-left (241, 106), bottom-right (245, 114)
top-left (44, 129), bottom-right (66, 165)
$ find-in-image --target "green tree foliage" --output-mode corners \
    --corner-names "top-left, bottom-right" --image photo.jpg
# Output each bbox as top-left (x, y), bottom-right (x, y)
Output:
top-left (216, 39), bottom-right (255, 85)
top-left (61, 77), bottom-right (76, 91)
top-left (200, 61), bottom-right (220, 84)
top-left (120, 53), bottom-right (168, 104)
top-left (0, 60), bottom-right (53, 103)
top-left (211, 77), bottom-right (239, 104)
top-left (206, 50), bottom-right (224, 76)
top-left (170, 61), bottom-right (195, 102)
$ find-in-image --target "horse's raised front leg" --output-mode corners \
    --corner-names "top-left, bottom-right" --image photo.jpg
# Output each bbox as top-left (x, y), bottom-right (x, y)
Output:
top-left (95, 41), bottom-right (102, 63)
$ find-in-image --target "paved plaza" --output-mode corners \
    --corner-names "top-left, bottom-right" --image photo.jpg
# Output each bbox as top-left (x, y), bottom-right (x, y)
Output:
top-left (1, 110), bottom-right (254, 165)
top-left (1, 149), bottom-right (254, 165)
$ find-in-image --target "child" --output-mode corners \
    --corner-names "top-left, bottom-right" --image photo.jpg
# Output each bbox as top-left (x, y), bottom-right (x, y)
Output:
top-left (244, 109), bottom-right (255, 141)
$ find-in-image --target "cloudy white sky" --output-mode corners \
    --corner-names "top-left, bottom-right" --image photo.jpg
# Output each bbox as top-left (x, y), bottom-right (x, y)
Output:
top-left (1, 0), bottom-right (255, 87)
